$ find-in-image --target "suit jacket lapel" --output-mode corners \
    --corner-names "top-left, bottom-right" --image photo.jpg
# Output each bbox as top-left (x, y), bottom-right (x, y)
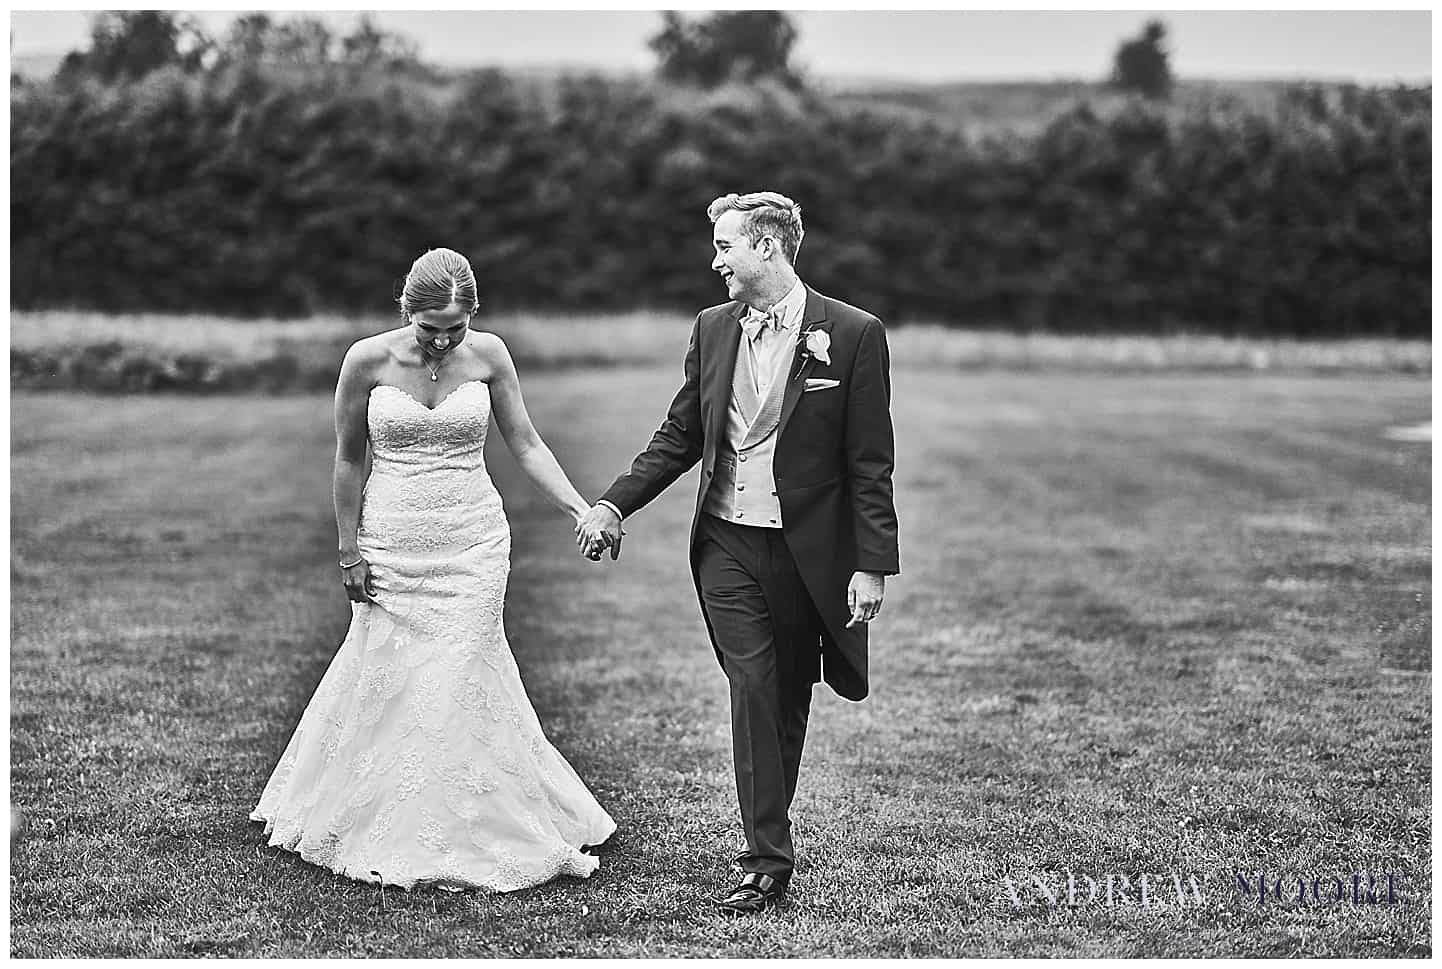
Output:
top-left (737, 327), bottom-right (797, 450)
top-left (777, 285), bottom-right (830, 438)
top-left (707, 302), bottom-right (746, 446)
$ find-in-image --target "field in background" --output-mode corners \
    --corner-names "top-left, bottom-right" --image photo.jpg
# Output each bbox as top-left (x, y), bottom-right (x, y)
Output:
top-left (825, 77), bottom-right (1333, 135)
top-left (5, 55), bottom-right (1365, 141)
top-left (11, 311), bottom-right (1430, 395)
top-left (9, 366), bottom-right (1430, 957)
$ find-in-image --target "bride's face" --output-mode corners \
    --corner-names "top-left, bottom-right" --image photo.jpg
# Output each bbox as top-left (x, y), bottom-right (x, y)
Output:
top-left (410, 305), bottom-right (472, 358)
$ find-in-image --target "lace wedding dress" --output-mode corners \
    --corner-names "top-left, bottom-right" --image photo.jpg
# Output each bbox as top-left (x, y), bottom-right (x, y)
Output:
top-left (250, 379), bottom-right (615, 891)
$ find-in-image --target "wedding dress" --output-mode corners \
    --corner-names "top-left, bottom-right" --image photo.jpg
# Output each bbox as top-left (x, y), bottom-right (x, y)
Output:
top-left (250, 379), bottom-right (615, 891)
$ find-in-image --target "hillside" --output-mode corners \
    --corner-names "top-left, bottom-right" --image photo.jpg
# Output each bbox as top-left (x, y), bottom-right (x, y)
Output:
top-left (8, 51), bottom-right (65, 80)
top-left (820, 77), bottom-right (1393, 135)
top-left (12, 44), bottom-right (1402, 129)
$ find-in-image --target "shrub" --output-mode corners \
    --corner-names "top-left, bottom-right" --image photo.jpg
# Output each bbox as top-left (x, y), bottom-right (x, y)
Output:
top-left (10, 64), bottom-right (1430, 337)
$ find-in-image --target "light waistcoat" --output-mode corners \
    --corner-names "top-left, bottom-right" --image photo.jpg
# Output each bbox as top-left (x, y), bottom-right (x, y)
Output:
top-left (701, 280), bottom-right (806, 529)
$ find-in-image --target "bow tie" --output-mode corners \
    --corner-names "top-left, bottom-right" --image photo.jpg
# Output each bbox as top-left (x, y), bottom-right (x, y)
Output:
top-left (740, 308), bottom-right (779, 342)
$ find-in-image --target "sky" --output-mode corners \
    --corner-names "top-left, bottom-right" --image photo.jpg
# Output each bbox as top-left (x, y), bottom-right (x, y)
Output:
top-left (7, 6), bottom-right (1433, 85)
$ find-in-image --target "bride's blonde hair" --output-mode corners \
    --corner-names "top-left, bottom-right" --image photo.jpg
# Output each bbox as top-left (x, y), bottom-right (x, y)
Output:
top-left (398, 248), bottom-right (478, 316)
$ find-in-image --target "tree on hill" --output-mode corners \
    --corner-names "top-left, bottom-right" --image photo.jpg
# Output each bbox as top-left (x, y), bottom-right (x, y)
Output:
top-left (217, 13), bottom-right (330, 67)
top-left (1111, 20), bottom-right (1174, 100)
top-left (649, 10), bottom-right (803, 89)
top-left (57, 11), bottom-right (213, 83)
top-left (340, 15), bottom-right (420, 68)
top-left (213, 13), bottom-right (419, 71)
top-left (55, 11), bottom-right (422, 82)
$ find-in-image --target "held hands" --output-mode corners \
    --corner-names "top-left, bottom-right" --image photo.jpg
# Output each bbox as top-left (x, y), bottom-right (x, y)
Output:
top-left (574, 504), bottom-right (624, 562)
top-left (846, 571), bottom-right (885, 627)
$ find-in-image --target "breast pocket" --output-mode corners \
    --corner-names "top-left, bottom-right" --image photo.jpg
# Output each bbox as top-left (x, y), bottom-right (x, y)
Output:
top-left (797, 377), bottom-right (844, 434)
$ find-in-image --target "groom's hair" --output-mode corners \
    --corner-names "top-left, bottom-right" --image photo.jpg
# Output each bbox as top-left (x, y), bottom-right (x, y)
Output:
top-left (707, 192), bottom-right (804, 266)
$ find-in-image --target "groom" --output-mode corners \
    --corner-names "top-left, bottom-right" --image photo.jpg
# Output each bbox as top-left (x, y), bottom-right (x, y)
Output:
top-left (577, 191), bottom-right (899, 914)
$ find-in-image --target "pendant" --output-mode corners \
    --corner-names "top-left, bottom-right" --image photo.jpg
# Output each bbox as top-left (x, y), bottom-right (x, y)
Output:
top-left (430, 372), bottom-right (438, 381)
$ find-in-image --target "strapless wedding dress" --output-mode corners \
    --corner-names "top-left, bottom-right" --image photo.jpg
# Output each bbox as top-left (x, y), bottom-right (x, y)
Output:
top-left (250, 379), bottom-right (615, 891)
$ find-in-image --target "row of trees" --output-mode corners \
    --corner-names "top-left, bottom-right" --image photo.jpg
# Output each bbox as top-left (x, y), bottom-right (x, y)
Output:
top-left (47, 11), bottom-right (1177, 99)
top-left (11, 15), bottom-right (1430, 336)
top-left (53, 11), bottom-right (424, 82)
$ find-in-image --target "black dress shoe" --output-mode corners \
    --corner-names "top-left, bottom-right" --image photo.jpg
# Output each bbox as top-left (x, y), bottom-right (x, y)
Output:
top-left (716, 873), bottom-right (786, 915)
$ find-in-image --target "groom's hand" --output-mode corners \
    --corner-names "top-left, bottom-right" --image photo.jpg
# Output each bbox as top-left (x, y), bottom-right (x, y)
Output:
top-left (575, 504), bottom-right (624, 561)
top-left (846, 571), bottom-right (885, 627)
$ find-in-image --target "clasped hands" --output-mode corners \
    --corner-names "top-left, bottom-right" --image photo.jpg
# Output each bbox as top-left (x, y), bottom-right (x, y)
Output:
top-left (575, 504), bottom-right (623, 562)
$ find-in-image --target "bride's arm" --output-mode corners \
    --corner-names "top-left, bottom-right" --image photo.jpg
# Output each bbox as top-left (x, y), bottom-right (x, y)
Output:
top-left (484, 334), bottom-right (591, 524)
top-left (334, 343), bottom-right (376, 601)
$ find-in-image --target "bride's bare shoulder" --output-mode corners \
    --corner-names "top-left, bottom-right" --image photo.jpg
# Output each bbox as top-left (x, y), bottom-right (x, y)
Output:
top-left (336, 329), bottom-right (406, 387)
top-left (468, 331), bottom-right (514, 370)
top-left (343, 328), bottom-right (407, 367)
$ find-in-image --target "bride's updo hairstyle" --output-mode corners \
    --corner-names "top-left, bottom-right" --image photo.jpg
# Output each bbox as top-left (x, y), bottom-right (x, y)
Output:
top-left (399, 248), bottom-right (479, 317)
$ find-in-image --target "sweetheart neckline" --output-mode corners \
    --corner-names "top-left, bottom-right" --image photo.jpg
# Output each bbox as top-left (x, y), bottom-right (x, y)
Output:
top-left (371, 379), bottom-right (487, 413)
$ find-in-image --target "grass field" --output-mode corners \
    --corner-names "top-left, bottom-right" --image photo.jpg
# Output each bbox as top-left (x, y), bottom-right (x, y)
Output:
top-left (8, 366), bottom-right (1431, 957)
top-left (11, 310), bottom-right (1431, 395)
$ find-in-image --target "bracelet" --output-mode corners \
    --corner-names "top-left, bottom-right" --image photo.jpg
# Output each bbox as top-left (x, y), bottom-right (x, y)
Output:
top-left (338, 556), bottom-right (364, 569)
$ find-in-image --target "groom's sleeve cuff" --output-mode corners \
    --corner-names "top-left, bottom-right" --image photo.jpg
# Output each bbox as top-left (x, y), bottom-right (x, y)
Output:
top-left (596, 500), bottom-right (624, 521)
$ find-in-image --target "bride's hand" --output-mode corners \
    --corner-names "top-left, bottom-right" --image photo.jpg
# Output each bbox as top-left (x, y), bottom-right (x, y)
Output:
top-left (341, 558), bottom-right (376, 603)
top-left (575, 504), bottom-right (623, 561)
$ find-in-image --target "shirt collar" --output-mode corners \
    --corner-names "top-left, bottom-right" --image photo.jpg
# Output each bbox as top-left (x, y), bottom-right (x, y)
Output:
top-left (754, 278), bottom-right (805, 332)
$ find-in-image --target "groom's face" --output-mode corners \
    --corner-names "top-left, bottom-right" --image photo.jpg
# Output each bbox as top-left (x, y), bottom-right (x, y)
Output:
top-left (711, 210), bottom-right (766, 305)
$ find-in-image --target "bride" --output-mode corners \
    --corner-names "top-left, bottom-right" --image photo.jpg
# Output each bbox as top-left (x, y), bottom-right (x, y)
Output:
top-left (250, 247), bottom-right (617, 892)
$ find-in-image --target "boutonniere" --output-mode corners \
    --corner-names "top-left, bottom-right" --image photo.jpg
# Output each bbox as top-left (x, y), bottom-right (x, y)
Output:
top-left (803, 329), bottom-right (831, 365)
top-left (792, 327), bottom-right (831, 380)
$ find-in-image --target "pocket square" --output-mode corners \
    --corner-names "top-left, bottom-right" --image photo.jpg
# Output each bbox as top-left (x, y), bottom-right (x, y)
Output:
top-left (804, 378), bottom-right (840, 393)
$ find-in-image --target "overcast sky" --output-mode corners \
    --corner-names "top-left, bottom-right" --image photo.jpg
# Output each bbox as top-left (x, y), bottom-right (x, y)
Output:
top-left (8, 7), bottom-right (1433, 84)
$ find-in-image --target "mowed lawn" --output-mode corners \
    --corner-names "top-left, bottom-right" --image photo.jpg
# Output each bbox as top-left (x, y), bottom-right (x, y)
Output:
top-left (9, 367), bottom-right (1431, 957)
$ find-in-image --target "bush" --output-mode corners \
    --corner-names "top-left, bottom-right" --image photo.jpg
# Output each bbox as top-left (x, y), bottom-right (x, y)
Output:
top-left (10, 63), bottom-right (1431, 337)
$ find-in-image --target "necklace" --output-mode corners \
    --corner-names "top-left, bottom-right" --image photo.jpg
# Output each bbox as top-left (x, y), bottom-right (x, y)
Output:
top-left (423, 352), bottom-right (445, 382)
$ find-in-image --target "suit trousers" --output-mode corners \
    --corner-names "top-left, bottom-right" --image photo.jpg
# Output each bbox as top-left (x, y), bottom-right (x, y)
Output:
top-left (695, 512), bottom-right (823, 883)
